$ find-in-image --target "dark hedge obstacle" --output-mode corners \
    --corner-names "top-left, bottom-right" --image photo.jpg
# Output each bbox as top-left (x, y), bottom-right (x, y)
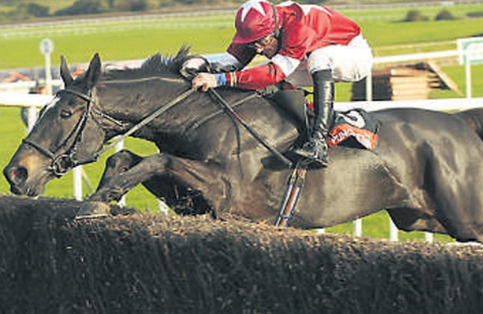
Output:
top-left (0, 194), bottom-right (482, 314)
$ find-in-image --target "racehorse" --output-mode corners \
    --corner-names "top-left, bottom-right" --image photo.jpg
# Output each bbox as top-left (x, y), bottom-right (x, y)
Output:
top-left (4, 48), bottom-right (483, 243)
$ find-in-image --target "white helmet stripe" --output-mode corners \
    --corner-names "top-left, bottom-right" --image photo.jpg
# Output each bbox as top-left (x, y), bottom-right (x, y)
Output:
top-left (239, 0), bottom-right (268, 22)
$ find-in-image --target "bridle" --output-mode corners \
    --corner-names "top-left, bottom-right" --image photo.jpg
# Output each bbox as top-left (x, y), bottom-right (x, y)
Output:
top-left (22, 86), bottom-right (196, 177)
top-left (22, 88), bottom-right (100, 177)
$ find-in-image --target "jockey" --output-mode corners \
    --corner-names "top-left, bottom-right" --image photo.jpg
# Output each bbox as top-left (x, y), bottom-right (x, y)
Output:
top-left (185, 0), bottom-right (373, 167)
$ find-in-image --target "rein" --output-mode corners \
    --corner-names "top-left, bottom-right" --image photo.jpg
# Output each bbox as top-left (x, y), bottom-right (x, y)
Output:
top-left (209, 89), bottom-right (293, 168)
top-left (209, 88), bottom-right (305, 226)
top-left (91, 88), bottom-right (196, 160)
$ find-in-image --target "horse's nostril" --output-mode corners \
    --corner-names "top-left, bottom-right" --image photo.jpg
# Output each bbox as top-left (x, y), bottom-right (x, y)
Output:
top-left (9, 167), bottom-right (28, 185)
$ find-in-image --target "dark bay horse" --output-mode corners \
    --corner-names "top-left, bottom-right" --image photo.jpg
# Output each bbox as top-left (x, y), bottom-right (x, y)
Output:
top-left (4, 49), bottom-right (483, 243)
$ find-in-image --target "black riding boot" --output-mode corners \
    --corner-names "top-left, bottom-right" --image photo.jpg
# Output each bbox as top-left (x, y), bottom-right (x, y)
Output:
top-left (293, 69), bottom-right (334, 167)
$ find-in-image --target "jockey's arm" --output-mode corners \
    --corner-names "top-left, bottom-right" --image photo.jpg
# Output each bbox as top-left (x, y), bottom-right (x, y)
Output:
top-left (187, 52), bottom-right (246, 92)
top-left (192, 54), bottom-right (301, 91)
top-left (182, 52), bottom-right (244, 74)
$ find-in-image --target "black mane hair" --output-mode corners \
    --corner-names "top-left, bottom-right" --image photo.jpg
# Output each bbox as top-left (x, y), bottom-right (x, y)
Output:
top-left (101, 46), bottom-right (192, 81)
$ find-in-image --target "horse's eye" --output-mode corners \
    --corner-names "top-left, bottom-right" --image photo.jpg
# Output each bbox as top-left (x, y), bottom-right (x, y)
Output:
top-left (60, 110), bottom-right (72, 118)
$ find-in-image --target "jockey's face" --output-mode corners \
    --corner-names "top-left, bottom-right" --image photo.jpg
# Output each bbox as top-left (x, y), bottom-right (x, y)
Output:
top-left (248, 34), bottom-right (279, 58)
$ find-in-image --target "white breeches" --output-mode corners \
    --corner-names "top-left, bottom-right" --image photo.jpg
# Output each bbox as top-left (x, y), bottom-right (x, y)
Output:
top-left (307, 34), bottom-right (373, 82)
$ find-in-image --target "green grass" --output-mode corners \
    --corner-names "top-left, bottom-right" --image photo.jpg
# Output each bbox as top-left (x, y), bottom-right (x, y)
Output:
top-left (365, 19), bottom-right (483, 48)
top-left (0, 17), bottom-right (236, 69)
top-left (0, 0), bottom-right (77, 13)
top-left (3, 3), bottom-right (483, 241)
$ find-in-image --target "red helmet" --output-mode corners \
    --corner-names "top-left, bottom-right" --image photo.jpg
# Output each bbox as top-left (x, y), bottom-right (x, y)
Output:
top-left (233, 0), bottom-right (279, 44)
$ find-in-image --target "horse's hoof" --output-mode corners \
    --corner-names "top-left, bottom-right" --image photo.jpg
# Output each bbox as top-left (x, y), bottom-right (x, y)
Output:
top-left (75, 201), bottom-right (111, 220)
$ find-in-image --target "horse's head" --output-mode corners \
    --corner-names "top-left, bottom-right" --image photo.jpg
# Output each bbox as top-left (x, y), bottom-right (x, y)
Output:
top-left (3, 54), bottom-right (106, 197)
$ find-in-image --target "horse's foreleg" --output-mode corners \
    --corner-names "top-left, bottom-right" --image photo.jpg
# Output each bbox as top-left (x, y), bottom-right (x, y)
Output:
top-left (76, 153), bottom-right (172, 219)
top-left (97, 149), bottom-right (178, 203)
top-left (96, 149), bottom-right (144, 193)
top-left (82, 153), bottom-right (222, 219)
top-left (89, 153), bottom-right (169, 203)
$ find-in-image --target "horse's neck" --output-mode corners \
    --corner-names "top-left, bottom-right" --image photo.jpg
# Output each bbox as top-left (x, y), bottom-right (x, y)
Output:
top-left (98, 78), bottom-right (192, 130)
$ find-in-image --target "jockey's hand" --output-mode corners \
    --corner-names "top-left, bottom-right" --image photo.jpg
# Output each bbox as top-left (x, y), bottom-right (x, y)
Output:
top-left (192, 73), bottom-right (217, 92)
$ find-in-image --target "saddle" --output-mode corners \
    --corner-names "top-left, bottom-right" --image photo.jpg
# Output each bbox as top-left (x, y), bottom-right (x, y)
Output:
top-left (262, 82), bottom-right (380, 150)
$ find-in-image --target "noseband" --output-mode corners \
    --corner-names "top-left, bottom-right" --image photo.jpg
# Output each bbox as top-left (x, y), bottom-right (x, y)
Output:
top-left (22, 88), bottom-right (97, 177)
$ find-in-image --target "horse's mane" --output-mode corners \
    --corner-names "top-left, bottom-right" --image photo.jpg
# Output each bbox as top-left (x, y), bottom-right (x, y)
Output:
top-left (101, 46), bottom-right (192, 81)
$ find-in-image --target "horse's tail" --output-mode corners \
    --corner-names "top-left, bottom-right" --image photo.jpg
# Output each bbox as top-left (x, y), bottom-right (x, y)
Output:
top-left (454, 108), bottom-right (483, 141)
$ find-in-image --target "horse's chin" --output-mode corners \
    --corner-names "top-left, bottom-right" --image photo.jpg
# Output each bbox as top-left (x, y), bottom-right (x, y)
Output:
top-left (25, 186), bottom-right (43, 198)
top-left (10, 184), bottom-right (40, 198)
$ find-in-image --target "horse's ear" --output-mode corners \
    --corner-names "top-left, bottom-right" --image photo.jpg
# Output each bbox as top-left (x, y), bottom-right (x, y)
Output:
top-left (60, 55), bottom-right (74, 87)
top-left (85, 53), bottom-right (102, 89)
